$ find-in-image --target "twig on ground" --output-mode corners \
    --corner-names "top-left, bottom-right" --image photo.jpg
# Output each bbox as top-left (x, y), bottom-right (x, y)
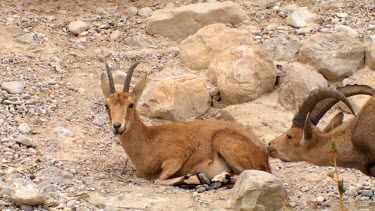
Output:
top-left (44, 192), bottom-right (89, 207)
top-left (0, 163), bottom-right (25, 174)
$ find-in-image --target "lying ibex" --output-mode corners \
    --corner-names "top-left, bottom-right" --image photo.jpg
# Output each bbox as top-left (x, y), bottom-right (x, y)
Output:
top-left (101, 61), bottom-right (271, 191)
top-left (268, 85), bottom-right (375, 176)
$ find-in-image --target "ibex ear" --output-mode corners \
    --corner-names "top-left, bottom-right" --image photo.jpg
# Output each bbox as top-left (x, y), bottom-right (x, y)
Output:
top-left (323, 112), bottom-right (344, 133)
top-left (301, 112), bottom-right (314, 147)
top-left (101, 73), bottom-right (110, 98)
top-left (132, 73), bottom-right (148, 100)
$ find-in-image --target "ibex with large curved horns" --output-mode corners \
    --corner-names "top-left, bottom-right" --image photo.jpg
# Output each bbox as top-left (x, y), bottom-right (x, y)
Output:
top-left (101, 61), bottom-right (271, 191)
top-left (268, 85), bottom-right (375, 176)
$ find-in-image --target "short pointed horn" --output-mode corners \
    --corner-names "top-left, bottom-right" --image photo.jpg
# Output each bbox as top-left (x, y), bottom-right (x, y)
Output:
top-left (292, 88), bottom-right (355, 128)
top-left (123, 61), bottom-right (140, 93)
top-left (310, 84), bottom-right (375, 125)
top-left (105, 62), bottom-right (115, 93)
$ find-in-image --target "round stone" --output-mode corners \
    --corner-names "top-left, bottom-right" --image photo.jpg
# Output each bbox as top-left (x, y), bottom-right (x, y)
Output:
top-left (18, 123), bottom-right (31, 134)
top-left (1, 81), bottom-right (24, 94)
top-left (16, 135), bottom-right (33, 147)
top-left (68, 20), bottom-right (89, 35)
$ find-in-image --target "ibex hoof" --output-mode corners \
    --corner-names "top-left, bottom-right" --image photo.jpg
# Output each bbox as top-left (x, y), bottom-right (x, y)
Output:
top-left (212, 172), bottom-right (230, 183)
top-left (222, 178), bottom-right (229, 184)
top-left (184, 173), bottom-right (192, 179)
top-left (195, 184), bottom-right (211, 193)
top-left (197, 172), bottom-right (211, 185)
top-left (210, 181), bottom-right (222, 189)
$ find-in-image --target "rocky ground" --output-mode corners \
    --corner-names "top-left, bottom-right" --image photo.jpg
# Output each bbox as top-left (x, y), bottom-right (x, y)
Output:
top-left (1, 0), bottom-right (375, 210)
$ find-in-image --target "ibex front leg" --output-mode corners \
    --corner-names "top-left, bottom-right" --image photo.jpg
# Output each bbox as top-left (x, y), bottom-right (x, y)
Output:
top-left (155, 159), bottom-right (204, 186)
top-left (155, 174), bottom-right (203, 186)
top-left (154, 159), bottom-right (191, 185)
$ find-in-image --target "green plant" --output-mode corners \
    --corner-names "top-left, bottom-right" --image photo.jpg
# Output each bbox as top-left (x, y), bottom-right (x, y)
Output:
top-left (328, 138), bottom-right (346, 211)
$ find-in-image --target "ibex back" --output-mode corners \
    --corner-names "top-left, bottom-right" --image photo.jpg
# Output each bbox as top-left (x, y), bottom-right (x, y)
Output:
top-left (101, 61), bottom-right (271, 190)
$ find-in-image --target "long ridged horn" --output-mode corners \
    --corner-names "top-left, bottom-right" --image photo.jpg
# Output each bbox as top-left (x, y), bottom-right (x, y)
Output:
top-left (303, 112), bottom-right (313, 141)
top-left (310, 84), bottom-right (375, 125)
top-left (123, 61), bottom-right (140, 93)
top-left (105, 62), bottom-right (115, 93)
top-left (292, 88), bottom-right (355, 128)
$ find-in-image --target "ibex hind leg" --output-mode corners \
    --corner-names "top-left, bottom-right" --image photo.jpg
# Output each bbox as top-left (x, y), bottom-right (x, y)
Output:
top-left (155, 159), bottom-right (185, 185)
top-left (213, 131), bottom-right (272, 174)
top-left (155, 159), bottom-right (207, 186)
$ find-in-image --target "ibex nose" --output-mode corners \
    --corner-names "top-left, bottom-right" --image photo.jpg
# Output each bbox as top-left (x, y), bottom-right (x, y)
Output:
top-left (113, 122), bottom-right (121, 129)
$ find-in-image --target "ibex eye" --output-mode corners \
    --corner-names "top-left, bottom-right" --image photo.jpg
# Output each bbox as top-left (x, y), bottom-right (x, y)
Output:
top-left (105, 104), bottom-right (109, 109)
top-left (128, 103), bottom-right (134, 109)
top-left (287, 134), bottom-right (292, 139)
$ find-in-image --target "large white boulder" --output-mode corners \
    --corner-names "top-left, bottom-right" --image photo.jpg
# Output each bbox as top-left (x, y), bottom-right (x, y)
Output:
top-left (285, 7), bottom-right (317, 28)
top-left (219, 92), bottom-right (293, 141)
top-left (278, 62), bottom-right (328, 111)
top-left (138, 75), bottom-right (211, 121)
top-left (231, 170), bottom-right (287, 211)
top-left (146, 1), bottom-right (247, 40)
top-left (340, 70), bottom-right (375, 113)
top-left (262, 34), bottom-right (301, 61)
top-left (298, 32), bottom-right (364, 80)
top-left (208, 45), bottom-right (276, 105)
top-left (180, 23), bottom-right (253, 70)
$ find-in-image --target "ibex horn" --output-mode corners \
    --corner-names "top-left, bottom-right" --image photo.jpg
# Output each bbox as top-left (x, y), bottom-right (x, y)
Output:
top-left (105, 62), bottom-right (115, 93)
top-left (123, 61), bottom-right (140, 93)
top-left (292, 88), bottom-right (355, 128)
top-left (310, 84), bottom-right (375, 125)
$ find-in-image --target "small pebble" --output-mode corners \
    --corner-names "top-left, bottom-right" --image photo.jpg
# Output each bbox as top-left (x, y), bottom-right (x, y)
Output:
top-left (1, 81), bottom-right (24, 94)
top-left (18, 123), bottom-right (31, 134)
top-left (138, 7), bottom-right (153, 18)
top-left (96, 7), bottom-right (107, 16)
top-left (98, 54), bottom-right (105, 62)
top-left (68, 20), bottom-right (89, 35)
top-left (16, 135), bottom-right (33, 147)
top-left (316, 196), bottom-right (326, 203)
top-left (110, 30), bottom-right (121, 41)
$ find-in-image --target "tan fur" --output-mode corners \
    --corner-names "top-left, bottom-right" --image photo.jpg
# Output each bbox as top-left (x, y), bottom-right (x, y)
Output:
top-left (268, 96), bottom-right (375, 176)
top-left (102, 75), bottom-right (271, 185)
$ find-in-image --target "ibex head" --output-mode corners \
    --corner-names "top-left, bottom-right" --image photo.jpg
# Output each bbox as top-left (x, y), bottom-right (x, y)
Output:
top-left (268, 88), bottom-right (356, 162)
top-left (101, 61), bottom-right (147, 135)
